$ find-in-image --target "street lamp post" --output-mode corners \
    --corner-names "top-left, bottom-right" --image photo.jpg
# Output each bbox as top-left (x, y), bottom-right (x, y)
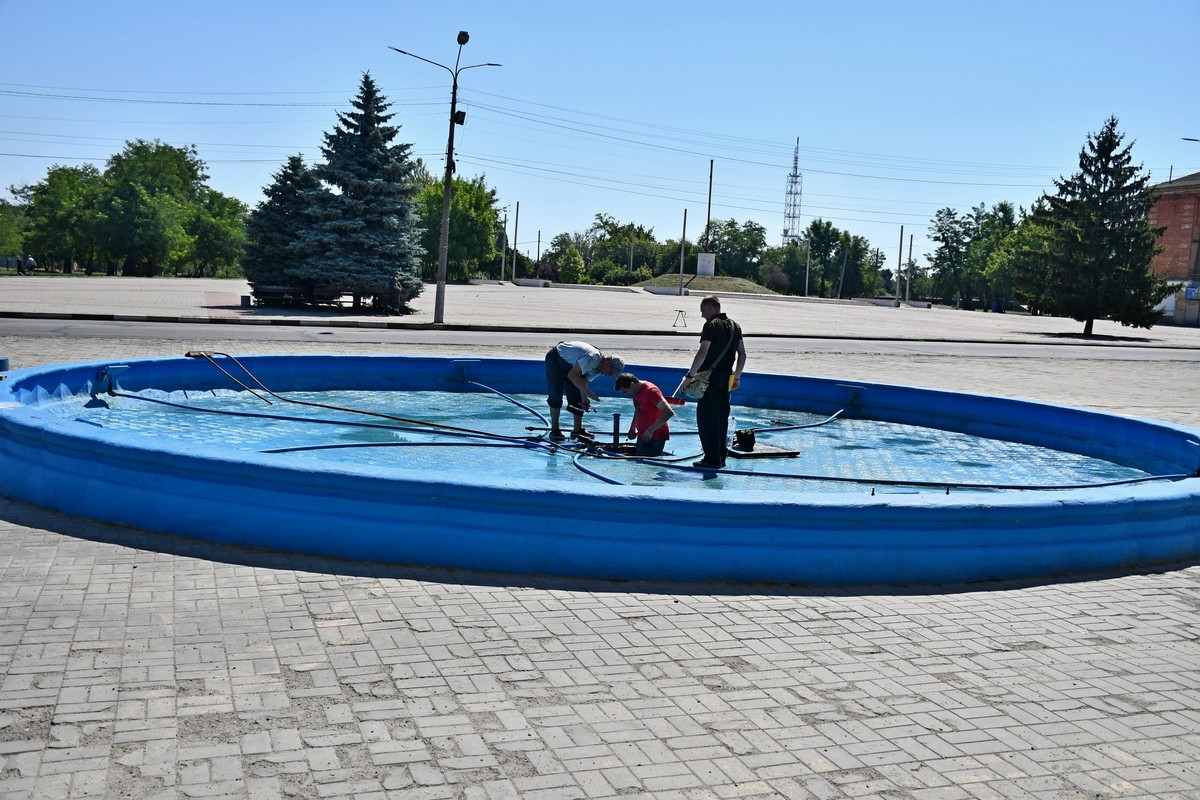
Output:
top-left (389, 32), bottom-right (499, 324)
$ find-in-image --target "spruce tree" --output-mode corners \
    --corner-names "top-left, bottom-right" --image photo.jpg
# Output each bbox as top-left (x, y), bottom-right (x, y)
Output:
top-left (290, 73), bottom-right (424, 308)
top-left (1031, 116), bottom-right (1171, 335)
top-left (242, 154), bottom-right (320, 287)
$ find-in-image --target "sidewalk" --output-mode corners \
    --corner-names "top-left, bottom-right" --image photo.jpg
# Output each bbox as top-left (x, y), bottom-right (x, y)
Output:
top-left (1, 278), bottom-right (1199, 799)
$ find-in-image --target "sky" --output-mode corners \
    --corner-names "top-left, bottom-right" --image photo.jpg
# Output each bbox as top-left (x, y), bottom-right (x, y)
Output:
top-left (3, 0), bottom-right (1198, 271)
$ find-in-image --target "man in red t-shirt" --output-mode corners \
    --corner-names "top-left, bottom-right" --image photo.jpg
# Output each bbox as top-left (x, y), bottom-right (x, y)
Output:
top-left (615, 373), bottom-right (674, 457)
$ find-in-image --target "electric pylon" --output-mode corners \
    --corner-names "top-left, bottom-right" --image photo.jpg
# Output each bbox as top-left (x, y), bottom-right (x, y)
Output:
top-left (782, 138), bottom-right (803, 246)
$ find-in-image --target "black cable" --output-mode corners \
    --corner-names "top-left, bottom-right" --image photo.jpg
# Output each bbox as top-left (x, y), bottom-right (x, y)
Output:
top-left (184, 351), bottom-right (540, 444)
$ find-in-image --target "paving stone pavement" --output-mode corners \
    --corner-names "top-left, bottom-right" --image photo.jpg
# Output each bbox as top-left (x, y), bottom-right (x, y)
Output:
top-left (1, 278), bottom-right (1199, 799)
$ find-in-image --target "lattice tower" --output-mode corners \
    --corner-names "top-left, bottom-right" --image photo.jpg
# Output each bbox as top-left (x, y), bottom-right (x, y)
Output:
top-left (782, 137), bottom-right (803, 246)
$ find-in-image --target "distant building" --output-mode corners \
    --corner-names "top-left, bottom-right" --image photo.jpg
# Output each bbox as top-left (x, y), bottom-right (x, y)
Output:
top-left (1149, 171), bottom-right (1200, 326)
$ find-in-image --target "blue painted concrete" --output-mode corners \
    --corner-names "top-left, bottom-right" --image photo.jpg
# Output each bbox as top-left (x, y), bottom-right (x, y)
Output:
top-left (1, 354), bottom-right (1198, 586)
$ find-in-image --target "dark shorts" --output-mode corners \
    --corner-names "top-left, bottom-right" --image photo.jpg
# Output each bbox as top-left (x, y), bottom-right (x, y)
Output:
top-left (634, 438), bottom-right (667, 457)
top-left (545, 347), bottom-right (583, 410)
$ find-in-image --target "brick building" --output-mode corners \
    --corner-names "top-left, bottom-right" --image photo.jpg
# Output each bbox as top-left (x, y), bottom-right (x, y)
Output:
top-left (1149, 171), bottom-right (1200, 326)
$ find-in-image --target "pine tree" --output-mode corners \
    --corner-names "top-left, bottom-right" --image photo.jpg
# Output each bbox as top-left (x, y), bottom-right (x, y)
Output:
top-left (242, 154), bottom-right (320, 286)
top-left (290, 73), bottom-right (424, 308)
top-left (1031, 116), bottom-right (1171, 335)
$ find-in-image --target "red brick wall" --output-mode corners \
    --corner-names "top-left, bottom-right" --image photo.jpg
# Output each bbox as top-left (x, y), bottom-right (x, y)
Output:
top-left (1149, 190), bottom-right (1199, 281)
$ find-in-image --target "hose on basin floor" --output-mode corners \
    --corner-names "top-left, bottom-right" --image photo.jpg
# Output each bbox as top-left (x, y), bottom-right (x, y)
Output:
top-left (466, 380), bottom-right (549, 428)
top-left (183, 350), bottom-right (554, 444)
top-left (569, 444), bottom-right (1192, 492)
top-left (263, 439), bottom-right (530, 454)
top-left (754, 409), bottom-right (844, 433)
top-left (108, 390), bottom-right (552, 449)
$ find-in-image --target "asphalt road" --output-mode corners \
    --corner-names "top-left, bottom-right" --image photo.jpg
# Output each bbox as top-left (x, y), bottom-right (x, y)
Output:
top-left (4, 318), bottom-right (1200, 362)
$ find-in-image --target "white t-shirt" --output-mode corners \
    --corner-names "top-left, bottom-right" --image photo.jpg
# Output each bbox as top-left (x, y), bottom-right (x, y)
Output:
top-left (555, 341), bottom-right (603, 380)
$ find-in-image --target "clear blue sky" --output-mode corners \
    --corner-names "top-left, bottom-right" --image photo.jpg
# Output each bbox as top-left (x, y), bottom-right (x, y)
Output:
top-left (3, 0), bottom-right (1197, 270)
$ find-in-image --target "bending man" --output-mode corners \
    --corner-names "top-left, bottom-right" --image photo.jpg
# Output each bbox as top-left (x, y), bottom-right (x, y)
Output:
top-left (544, 341), bottom-right (624, 441)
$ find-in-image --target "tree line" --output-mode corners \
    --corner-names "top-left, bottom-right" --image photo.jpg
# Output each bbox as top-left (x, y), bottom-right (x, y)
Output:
top-left (2, 71), bottom-right (1172, 332)
top-left (3, 140), bottom-right (247, 277)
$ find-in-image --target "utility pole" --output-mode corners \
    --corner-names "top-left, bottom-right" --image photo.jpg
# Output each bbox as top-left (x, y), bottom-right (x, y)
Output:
top-left (906, 234), bottom-right (913, 302)
top-left (388, 33), bottom-right (500, 324)
top-left (804, 246), bottom-right (810, 297)
top-left (893, 225), bottom-right (904, 307)
top-left (677, 209), bottom-right (687, 295)
top-left (704, 160), bottom-right (713, 251)
top-left (837, 245), bottom-right (848, 299)
top-left (511, 201), bottom-right (519, 280)
top-left (499, 208), bottom-right (508, 281)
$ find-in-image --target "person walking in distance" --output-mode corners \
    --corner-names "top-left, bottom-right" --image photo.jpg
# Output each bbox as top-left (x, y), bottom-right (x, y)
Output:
top-left (681, 296), bottom-right (746, 469)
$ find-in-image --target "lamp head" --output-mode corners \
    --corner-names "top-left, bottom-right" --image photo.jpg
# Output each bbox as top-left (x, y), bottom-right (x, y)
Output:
top-left (457, 31), bottom-right (469, 45)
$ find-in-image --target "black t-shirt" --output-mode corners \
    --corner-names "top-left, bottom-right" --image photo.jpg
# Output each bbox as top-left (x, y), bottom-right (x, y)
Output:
top-left (699, 314), bottom-right (741, 376)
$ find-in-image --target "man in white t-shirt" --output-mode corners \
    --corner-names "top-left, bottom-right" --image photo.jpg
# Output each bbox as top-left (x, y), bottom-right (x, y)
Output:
top-left (544, 341), bottom-right (624, 441)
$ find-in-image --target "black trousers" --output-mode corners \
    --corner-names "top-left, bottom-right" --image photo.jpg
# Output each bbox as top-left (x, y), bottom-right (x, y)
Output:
top-left (695, 377), bottom-right (731, 465)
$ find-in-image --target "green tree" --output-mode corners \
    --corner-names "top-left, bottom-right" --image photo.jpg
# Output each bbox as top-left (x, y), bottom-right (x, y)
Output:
top-left (588, 214), bottom-right (657, 278)
top-left (539, 232), bottom-right (575, 280)
top-left (832, 232), bottom-right (870, 298)
top-left (1010, 202), bottom-right (1057, 315)
top-left (969, 202), bottom-right (1017, 310)
top-left (0, 198), bottom-right (24, 265)
top-left (652, 236), bottom-right (697, 278)
top-left (702, 219), bottom-right (767, 280)
top-left (927, 207), bottom-right (973, 306)
top-left (292, 73), bottom-right (424, 307)
top-left (188, 188), bottom-right (247, 277)
top-left (755, 242), bottom-right (806, 295)
top-left (416, 174), bottom-right (499, 281)
top-left (100, 186), bottom-right (193, 276)
top-left (1029, 116), bottom-right (1172, 334)
top-left (99, 139), bottom-right (209, 275)
top-left (804, 219), bottom-right (840, 297)
top-left (243, 155), bottom-right (321, 287)
top-left (863, 247), bottom-right (887, 297)
top-left (14, 164), bottom-right (104, 271)
top-left (759, 242), bottom-right (809, 294)
top-left (558, 243), bottom-right (585, 284)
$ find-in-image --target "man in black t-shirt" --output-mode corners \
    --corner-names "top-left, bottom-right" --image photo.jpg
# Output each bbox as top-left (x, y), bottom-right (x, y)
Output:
top-left (681, 296), bottom-right (747, 469)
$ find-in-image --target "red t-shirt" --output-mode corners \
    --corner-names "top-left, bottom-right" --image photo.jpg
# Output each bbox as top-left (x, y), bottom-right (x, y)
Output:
top-left (633, 381), bottom-right (670, 441)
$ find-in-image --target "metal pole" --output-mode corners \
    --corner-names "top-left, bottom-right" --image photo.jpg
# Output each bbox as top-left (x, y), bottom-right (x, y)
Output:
top-left (432, 46), bottom-right (465, 326)
top-left (906, 234), bottom-right (913, 302)
top-left (388, 36), bottom-right (500, 324)
top-left (893, 225), bottom-right (904, 307)
top-left (677, 209), bottom-right (688, 296)
top-left (511, 201), bottom-right (519, 280)
top-left (499, 210), bottom-right (507, 281)
top-left (837, 245), bottom-right (848, 299)
top-left (704, 160), bottom-right (713, 251)
top-left (804, 246), bottom-right (810, 297)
